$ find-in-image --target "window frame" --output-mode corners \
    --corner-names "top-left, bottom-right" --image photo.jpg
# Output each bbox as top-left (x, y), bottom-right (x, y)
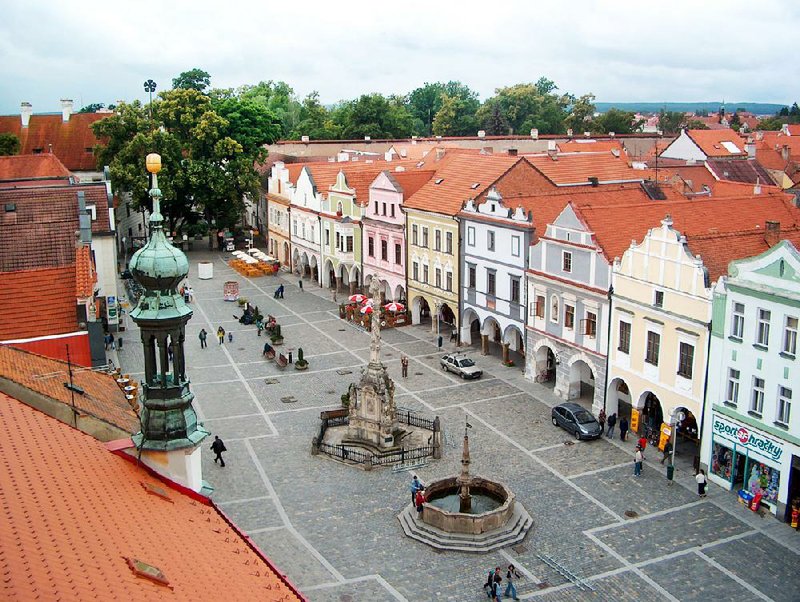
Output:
top-left (564, 304), bottom-right (575, 330)
top-left (756, 308), bottom-right (771, 346)
top-left (645, 330), bottom-right (661, 365)
top-left (446, 232), bottom-right (453, 254)
top-left (487, 230), bottom-right (495, 252)
top-left (434, 229), bottom-right (441, 252)
top-left (654, 290), bottom-right (664, 308)
top-left (422, 227), bottom-right (429, 248)
top-left (677, 341), bottom-right (695, 379)
top-left (562, 251), bottom-right (572, 273)
top-left (731, 302), bottom-right (745, 339)
top-left (726, 368), bottom-right (740, 405)
top-left (412, 224), bottom-right (418, 246)
top-left (395, 242), bottom-right (402, 265)
top-left (584, 311), bottom-right (597, 338)
top-left (510, 277), bottom-right (520, 304)
top-left (445, 271), bottom-right (453, 292)
top-left (435, 267), bottom-right (442, 289)
top-left (750, 377), bottom-right (765, 415)
top-left (368, 236), bottom-right (375, 257)
top-left (618, 320), bottom-right (631, 354)
top-left (467, 226), bottom-right (475, 247)
top-left (381, 239), bottom-right (388, 261)
top-left (535, 295), bottom-right (545, 319)
top-left (487, 270), bottom-right (496, 296)
top-left (511, 235), bottom-right (520, 257)
top-left (467, 264), bottom-right (476, 289)
top-left (784, 316), bottom-right (798, 356)
top-left (777, 386), bottom-right (792, 425)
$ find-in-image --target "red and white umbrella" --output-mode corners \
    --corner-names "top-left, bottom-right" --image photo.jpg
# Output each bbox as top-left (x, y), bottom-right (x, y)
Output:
top-left (383, 302), bottom-right (405, 312)
top-left (348, 294), bottom-right (367, 304)
top-left (360, 304), bottom-right (374, 315)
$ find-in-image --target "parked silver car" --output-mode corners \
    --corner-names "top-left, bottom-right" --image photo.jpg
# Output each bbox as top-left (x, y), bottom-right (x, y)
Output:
top-left (551, 402), bottom-right (603, 440)
top-left (439, 353), bottom-right (483, 379)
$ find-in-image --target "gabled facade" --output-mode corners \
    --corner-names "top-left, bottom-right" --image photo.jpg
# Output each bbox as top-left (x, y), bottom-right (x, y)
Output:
top-left (460, 188), bottom-right (533, 365)
top-left (362, 170), bottom-right (434, 302)
top-left (660, 128), bottom-right (746, 161)
top-left (290, 166), bottom-right (325, 283)
top-left (266, 161), bottom-right (293, 270)
top-left (607, 216), bottom-right (712, 442)
top-left (702, 240), bottom-right (800, 522)
top-left (526, 203), bottom-right (612, 414)
top-left (320, 171), bottom-right (364, 293)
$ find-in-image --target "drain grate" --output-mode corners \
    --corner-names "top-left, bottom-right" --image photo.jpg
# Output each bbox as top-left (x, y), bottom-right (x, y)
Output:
top-left (336, 369), bottom-right (353, 375)
top-left (280, 396), bottom-right (297, 404)
top-left (264, 378), bottom-right (279, 385)
top-left (624, 510), bottom-right (638, 519)
top-left (238, 347), bottom-right (246, 351)
top-left (326, 390), bottom-right (336, 395)
top-left (564, 440), bottom-right (575, 446)
top-left (414, 372), bottom-right (423, 376)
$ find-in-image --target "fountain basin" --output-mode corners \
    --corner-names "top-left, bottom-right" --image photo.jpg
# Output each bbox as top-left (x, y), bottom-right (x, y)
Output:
top-left (422, 477), bottom-right (515, 535)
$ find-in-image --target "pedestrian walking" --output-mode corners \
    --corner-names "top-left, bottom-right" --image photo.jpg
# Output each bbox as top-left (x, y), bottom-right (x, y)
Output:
top-left (660, 440), bottom-right (673, 464)
top-left (483, 569), bottom-right (497, 599)
top-left (606, 412), bottom-right (617, 438)
top-left (410, 475), bottom-right (422, 504)
top-left (256, 317), bottom-right (263, 336)
top-left (331, 288), bottom-right (337, 303)
top-left (638, 435), bottom-right (647, 457)
top-left (415, 488), bottom-right (426, 516)
top-left (598, 409), bottom-right (606, 434)
top-left (217, 326), bottom-right (225, 344)
top-left (274, 284), bottom-right (284, 299)
top-left (619, 416), bottom-right (629, 441)
top-left (210, 435), bottom-right (227, 467)
top-left (298, 279), bottom-right (303, 291)
top-left (401, 354), bottom-right (409, 378)
top-left (199, 328), bottom-right (208, 349)
top-left (504, 564), bottom-right (521, 601)
top-left (228, 331), bottom-right (233, 343)
top-left (104, 332), bottom-right (111, 350)
top-left (184, 285), bottom-right (190, 303)
top-left (491, 572), bottom-right (502, 602)
top-left (695, 469), bottom-right (708, 497)
top-left (634, 445), bottom-right (643, 477)
top-left (187, 285), bottom-right (194, 303)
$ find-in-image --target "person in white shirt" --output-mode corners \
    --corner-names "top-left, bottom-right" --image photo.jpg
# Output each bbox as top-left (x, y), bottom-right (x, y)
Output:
top-left (695, 469), bottom-right (707, 497)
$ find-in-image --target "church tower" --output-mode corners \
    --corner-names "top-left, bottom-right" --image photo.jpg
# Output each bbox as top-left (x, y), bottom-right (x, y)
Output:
top-left (128, 153), bottom-right (209, 493)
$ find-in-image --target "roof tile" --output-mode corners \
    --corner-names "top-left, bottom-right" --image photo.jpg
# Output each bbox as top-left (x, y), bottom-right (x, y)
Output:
top-left (0, 267), bottom-right (78, 339)
top-left (0, 153), bottom-right (71, 181)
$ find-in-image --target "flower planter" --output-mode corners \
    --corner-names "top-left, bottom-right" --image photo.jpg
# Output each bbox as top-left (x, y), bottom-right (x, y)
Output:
top-left (271, 337), bottom-right (284, 346)
top-left (294, 361), bottom-right (309, 371)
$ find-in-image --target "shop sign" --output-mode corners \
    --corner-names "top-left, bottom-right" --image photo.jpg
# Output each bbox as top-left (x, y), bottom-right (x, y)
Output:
top-left (712, 414), bottom-right (783, 462)
top-left (106, 296), bottom-right (118, 323)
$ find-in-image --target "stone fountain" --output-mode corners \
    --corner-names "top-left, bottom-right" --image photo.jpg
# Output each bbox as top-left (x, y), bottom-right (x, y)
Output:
top-left (397, 423), bottom-right (532, 552)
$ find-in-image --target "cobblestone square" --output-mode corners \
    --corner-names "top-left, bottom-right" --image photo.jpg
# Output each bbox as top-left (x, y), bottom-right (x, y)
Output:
top-left (115, 253), bottom-right (800, 601)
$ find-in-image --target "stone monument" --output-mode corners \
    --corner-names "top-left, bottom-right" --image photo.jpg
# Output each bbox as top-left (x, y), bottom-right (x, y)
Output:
top-left (345, 278), bottom-right (400, 449)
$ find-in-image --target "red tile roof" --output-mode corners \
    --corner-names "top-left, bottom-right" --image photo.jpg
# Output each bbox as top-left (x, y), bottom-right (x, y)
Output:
top-left (0, 112), bottom-right (109, 171)
top-left (0, 391), bottom-right (305, 601)
top-left (0, 266), bottom-right (78, 340)
top-left (525, 151), bottom-right (650, 186)
top-left (380, 169), bottom-right (436, 199)
top-left (75, 245), bottom-right (96, 298)
top-left (685, 129), bottom-right (747, 158)
top-left (577, 192), bottom-right (800, 266)
top-left (705, 159), bottom-right (776, 185)
top-left (404, 154), bottom-right (520, 215)
top-left (0, 345), bottom-right (138, 433)
top-left (0, 182), bottom-right (111, 271)
top-left (557, 140), bottom-right (626, 154)
top-left (0, 153), bottom-right (71, 181)
top-left (689, 228), bottom-right (800, 281)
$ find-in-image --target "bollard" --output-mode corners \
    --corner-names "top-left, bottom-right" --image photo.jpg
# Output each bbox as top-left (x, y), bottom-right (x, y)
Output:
top-left (666, 463), bottom-right (675, 485)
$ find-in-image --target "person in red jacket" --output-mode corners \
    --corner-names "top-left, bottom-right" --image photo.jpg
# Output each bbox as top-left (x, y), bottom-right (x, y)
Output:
top-left (415, 488), bottom-right (426, 516)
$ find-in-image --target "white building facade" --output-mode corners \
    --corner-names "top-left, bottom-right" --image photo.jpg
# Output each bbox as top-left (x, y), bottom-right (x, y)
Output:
top-left (701, 240), bottom-right (800, 522)
top-left (290, 167), bottom-right (325, 284)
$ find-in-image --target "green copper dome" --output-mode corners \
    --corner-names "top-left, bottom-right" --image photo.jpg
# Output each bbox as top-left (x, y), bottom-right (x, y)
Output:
top-left (129, 175), bottom-right (188, 293)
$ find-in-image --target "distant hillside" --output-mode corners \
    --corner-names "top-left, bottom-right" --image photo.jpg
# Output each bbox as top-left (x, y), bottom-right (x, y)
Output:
top-left (595, 102), bottom-right (786, 115)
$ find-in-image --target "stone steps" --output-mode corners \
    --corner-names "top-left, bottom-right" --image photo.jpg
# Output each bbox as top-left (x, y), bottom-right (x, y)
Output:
top-left (397, 503), bottom-right (533, 553)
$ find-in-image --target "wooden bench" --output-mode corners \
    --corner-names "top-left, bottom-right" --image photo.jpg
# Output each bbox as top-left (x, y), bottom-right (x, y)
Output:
top-left (320, 408), bottom-right (349, 420)
top-left (276, 353), bottom-right (289, 369)
top-left (265, 349), bottom-right (276, 361)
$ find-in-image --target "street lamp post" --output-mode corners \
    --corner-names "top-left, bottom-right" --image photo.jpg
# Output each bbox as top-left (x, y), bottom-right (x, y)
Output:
top-left (143, 79), bottom-right (157, 121)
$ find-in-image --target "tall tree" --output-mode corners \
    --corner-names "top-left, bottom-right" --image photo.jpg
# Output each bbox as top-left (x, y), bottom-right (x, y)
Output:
top-left (592, 108), bottom-right (643, 134)
top-left (483, 104), bottom-right (509, 135)
top-left (477, 80), bottom-right (571, 135)
top-left (657, 110), bottom-right (687, 135)
top-left (78, 103), bottom-right (105, 113)
top-left (407, 81), bottom-right (480, 136)
top-left (0, 133), bottom-right (20, 156)
top-left (431, 92), bottom-right (479, 137)
top-left (333, 94), bottom-right (414, 139)
top-left (172, 68), bottom-right (211, 92)
top-left (564, 94), bottom-right (596, 135)
top-left (291, 92), bottom-right (342, 140)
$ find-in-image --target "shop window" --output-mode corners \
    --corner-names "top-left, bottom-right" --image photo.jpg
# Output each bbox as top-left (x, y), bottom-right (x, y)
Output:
top-left (618, 321), bottom-right (631, 354)
top-left (750, 377), bottom-right (765, 415)
top-left (745, 460), bottom-right (780, 505)
top-left (756, 309), bottom-right (770, 346)
top-left (725, 369), bottom-right (740, 406)
top-left (645, 331), bottom-right (660, 365)
top-left (777, 386), bottom-right (792, 425)
top-left (731, 302), bottom-right (745, 339)
top-left (783, 316), bottom-right (798, 356)
top-left (710, 442), bottom-right (733, 482)
top-left (677, 342), bottom-right (694, 379)
top-left (564, 304), bottom-right (575, 329)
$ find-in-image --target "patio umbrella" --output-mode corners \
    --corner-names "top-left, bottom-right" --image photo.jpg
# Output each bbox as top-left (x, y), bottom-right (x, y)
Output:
top-left (383, 302), bottom-right (405, 312)
top-left (360, 304), bottom-right (374, 315)
top-left (349, 294), bottom-right (367, 304)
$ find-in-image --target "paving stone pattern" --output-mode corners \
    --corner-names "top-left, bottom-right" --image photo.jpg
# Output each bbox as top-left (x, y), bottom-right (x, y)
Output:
top-left (114, 251), bottom-right (800, 602)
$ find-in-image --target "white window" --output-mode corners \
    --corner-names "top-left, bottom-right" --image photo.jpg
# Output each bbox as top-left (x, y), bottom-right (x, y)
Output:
top-left (562, 251), bottom-right (572, 273)
top-left (467, 226), bottom-right (475, 246)
top-left (726, 369), bottom-right (740, 405)
top-left (86, 204), bottom-right (97, 220)
top-left (777, 386), bottom-right (792, 425)
top-left (784, 316), bottom-right (798, 356)
top-left (293, 221), bottom-right (298, 236)
top-left (731, 302), bottom-right (744, 338)
top-left (756, 309), bottom-right (770, 346)
top-left (487, 230), bottom-right (495, 251)
top-left (750, 377), bottom-right (765, 414)
top-left (511, 236), bottom-right (520, 257)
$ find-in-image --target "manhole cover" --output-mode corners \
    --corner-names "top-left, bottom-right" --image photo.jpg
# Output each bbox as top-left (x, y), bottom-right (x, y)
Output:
top-left (512, 544), bottom-right (527, 554)
top-left (264, 378), bottom-right (279, 385)
top-left (336, 369), bottom-right (353, 375)
top-left (414, 372), bottom-right (423, 376)
top-left (238, 347), bottom-right (246, 351)
top-left (338, 329), bottom-right (346, 332)
top-left (624, 510), bottom-right (639, 519)
top-left (280, 396), bottom-right (297, 404)
top-left (564, 440), bottom-right (575, 446)
top-left (326, 390), bottom-right (336, 395)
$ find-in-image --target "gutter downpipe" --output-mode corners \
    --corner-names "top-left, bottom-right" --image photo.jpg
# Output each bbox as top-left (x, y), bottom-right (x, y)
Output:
top-left (601, 285), bottom-right (613, 412)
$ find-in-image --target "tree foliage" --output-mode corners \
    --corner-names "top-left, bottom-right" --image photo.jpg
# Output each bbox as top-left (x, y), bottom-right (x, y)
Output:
top-left (564, 94), bottom-right (596, 135)
top-left (291, 92), bottom-right (342, 140)
top-left (93, 74), bottom-right (280, 232)
top-left (657, 110), bottom-right (686, 135)
top-left (591, 108), bottom-right (643, 134)
top-left (477, 78), bottom-right (571, 135)
top-left (79, 103), bottom-right (105, 113)
top-left (331, 94), bottom-right (414, 139)
top-left (172, 68), bottom-right (211, 92)
top-left (0, 133), bottom-right (21, 156)
top-left (408, 81), bottom-right (479, 136)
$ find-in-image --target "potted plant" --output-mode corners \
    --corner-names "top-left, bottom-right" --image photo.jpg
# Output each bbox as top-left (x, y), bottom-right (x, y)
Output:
top-left (502, 359), bottom-right (515, 367)
top-left (237, 297), bottom-right (248, 307)
top-left (340, 392), bottom-right (350, 407)
top-left (339, 304), bottom-right (346, 319)
top-left (270, 324), bottom-right (284, 346)
top-left (294, 347), bottom-right (308, 370)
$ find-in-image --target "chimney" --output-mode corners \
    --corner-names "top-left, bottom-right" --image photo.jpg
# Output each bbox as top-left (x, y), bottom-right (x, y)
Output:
top-left (507, 148), bottom-right (518, 157)
top-left (781, 144), bottom-right (790, 162)
top-left (301, 135), bottom-right (310, 143)
top-left (77, 191), bottom-right (92, 244)
top-left (765, 221), bottom-right (780, 247)
top-left (435, 148), bottom-right (446, 160)
top-left (530, 128), bottom-right (539, 139)
top-left (567, 128), bottom-right (574, 137)
top-left (746, 139), bottom-right (756, 159)
top-left (61, 98), bottom-right (73, 122)
top-left (588, 176), bottom-right (599, 187)
top-left (20, 102), bottom-right (32, 128)
top-left (477, 130), bottom-right (486, 138)
top-left (781, 123), bottom-right (790, 136)
top-left (754, 177), bottom-right (762, 195)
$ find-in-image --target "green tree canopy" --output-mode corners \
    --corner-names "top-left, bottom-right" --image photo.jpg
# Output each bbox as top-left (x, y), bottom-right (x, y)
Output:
top-left (408, 81), bottom-right (479, 136)
top-left (477, 78), bottom-right (571, 135)
top-left (564, 94), bottom-right (596, 135)
top-left (657, 110), bottom-right (687, 135)
top-left (0, 133), bottom-right (21, 156)
top-left (93, 78), bottom-right (280, 233)
top-left (591, 108), bottom-right (643, 134)
top-left (79, 103), bottom-right (105, 113)
top-left (237, 81), bottom-right (301, 138)
top-left (172, 68), bottom-right (211, 92)
top-left (332, 93), bottom-right (414, 139)
top-left (291, 92), bottom-right (342, 140)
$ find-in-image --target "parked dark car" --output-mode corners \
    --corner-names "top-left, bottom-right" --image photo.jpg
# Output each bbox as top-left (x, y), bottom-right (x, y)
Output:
top-left (551, 402), bottom-right (603, 440)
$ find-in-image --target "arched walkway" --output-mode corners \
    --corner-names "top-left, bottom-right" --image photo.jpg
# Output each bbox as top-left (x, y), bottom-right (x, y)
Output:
top-left (309, 255), bottom-right (318, 283)
top-left (292, 248), bottom-right (301, 274)
top-left (283, 242), bottom-right (290, 268)
top-left (567, 358), bottom-right (595, 404)
top-left (533, 343), bottom-right (556, 388)
top-left (637, 391), bottom-right (664, 438)
top-left (606, 377), bottom-right (632, 421)
top-left (394, 284), bottom-right (405, 303)
top-left (411, 295), bottom-right (431, 326)
top-left (323, 259), bottom-right (335, 289)
top-left (460, 308), bottom-right (480, 346)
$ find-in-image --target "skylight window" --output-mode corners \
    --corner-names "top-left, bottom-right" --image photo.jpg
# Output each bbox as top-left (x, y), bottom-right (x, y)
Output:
top-left (470, 183), bottom-right (480, 189)
top-left (721, 141), bottom-right (741, 154)
top-left (435, 178), bottom-right (444, 185)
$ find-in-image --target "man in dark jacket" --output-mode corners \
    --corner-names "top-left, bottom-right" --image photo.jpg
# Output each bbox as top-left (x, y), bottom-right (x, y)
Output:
top-left (211, 435), bottom-right (227, 467)
top-left (619, 416), bottom-right (629, 441)
top-left (606, 413), bottom-right (617, 438)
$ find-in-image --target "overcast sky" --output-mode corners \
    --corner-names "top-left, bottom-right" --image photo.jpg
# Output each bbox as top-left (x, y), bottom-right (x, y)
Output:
top-left (1, 0), bottom-right (798, 115)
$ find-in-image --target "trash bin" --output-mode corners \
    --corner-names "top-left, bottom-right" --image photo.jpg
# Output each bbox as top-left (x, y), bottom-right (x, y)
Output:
top-left (666, 464), bottom-right (674, 481)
